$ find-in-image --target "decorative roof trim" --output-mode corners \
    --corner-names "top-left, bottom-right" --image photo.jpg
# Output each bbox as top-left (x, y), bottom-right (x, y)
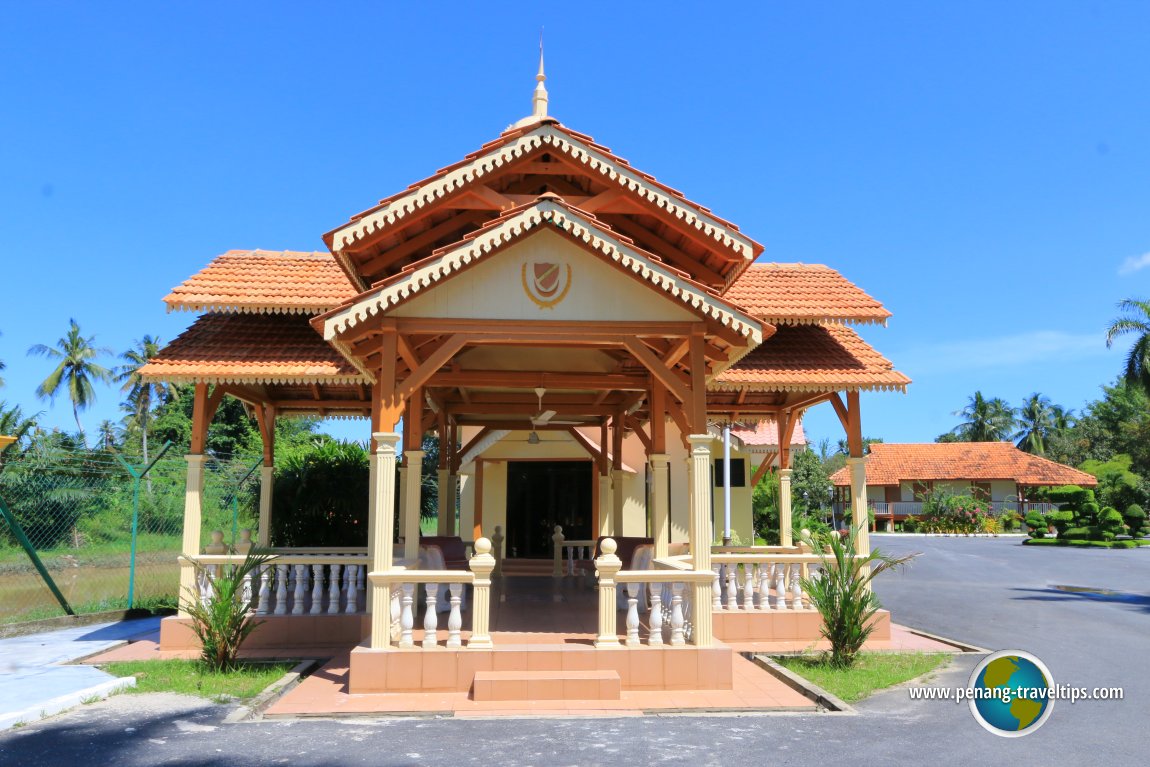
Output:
top-left (137, 372), bottom-right (369, 386)
top-left (708, 381), bottom-right (909, 394)
top-left (321, 200), bottom-right (764, 348)
top-left (163, 302), bottom-right (342, 316)
top-left (757, 316), bottom-right (888, 327)
top-left (329, 124), bottom-right (757, 260)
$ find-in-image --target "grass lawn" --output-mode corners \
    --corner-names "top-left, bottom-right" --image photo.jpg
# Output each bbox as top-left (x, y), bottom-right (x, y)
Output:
top-left (102, 659), bottom-right (297, 703)
top-left (775, 652), bottom-right (950, 702)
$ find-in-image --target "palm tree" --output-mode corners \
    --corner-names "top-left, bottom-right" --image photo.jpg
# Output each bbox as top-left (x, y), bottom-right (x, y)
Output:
top-left (951, 391), bottom-right (1016, 442)
top-left (1105, 298), bottom-right (1150, 398)
top-left (96, 419), bottom-right (119, 451)
top-left (1015, 393), bottom-right (1055, 454)
top-left (27, 319), bottom-right (112, 446)
top-left (0, 402), bottom-right (38, 462)
top-left (115, 335), bottom-right (172, 466)
top-left (1050, 404), bottom-right (1075, 435)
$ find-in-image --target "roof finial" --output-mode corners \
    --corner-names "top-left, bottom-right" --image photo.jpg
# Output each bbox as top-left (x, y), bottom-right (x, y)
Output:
top-left (532, 28), bottom-right (548, 118)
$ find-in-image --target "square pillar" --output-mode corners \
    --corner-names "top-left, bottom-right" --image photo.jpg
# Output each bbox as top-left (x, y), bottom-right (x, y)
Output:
top-left (611, 468), bottom-right (625, 537)
top-left (178, 454), bottom-right (207, 616)
top-left (257, 464), bottom-right (274, 547)
top-left (598, 472), bottom-right (612, 536)
top-left (778, 468), bottom-right (794, 548)
top-left (686, 436), bottom-right (714, 647)
top-left (369, 432), bottom-right (400, 649)
top-left (402, 450), bottom-right (425, 562)
top-left (650, 454), bottom-right (670, 558)
top-left (446, 472), bottom-right (458, 536)
top-left (847, 456), bottom-right (871, 556)
top-left (436, 468), bottom-right (451, 535)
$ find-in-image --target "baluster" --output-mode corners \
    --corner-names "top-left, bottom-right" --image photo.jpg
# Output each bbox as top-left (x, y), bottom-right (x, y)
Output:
top-left (256, 564), bottom-right (271, 615)
top-left (423, 582), bottom-right (439, 648)
top-left (274, 563), bottom-right (289, 615)
top-left (446, 583), bottom-right (463, 647)
top-left (327, 563), bottom-right (342, 614)
top-left (743, 564), bottom-right (755, 611)
top-left (791, 563), bottom-right (804, 609)
top-left (342, 563), bottom-right (353, 608)
top-left (310, 564), bottom-right (324, 615)
top-left (648, 585), bottom-right (664, 646)
top-left (390, 588), bottom-right (402, 643)
top-left (625, 582), bottom-right (641, 647)
top-left (291, 564), bottom-right (307, 615)
top-left (758, 563), bottom-right (772, 610)
top-left (683, 582), bottom-right (695, 643)
top-left (567, 545), bottom-right (575, 576)
top-left (712, 565), bottom-right (722, 609)
top-left (552, 525), bottom-right (565, 577)
top-left (399, 583), bottom-right (415, 648)
top-left (345, 565), bottom-right (360, 613)
top-left (774, 561), bottom-right (788, 610)
top-left (725, 565), bottom-right (738, 611)
top-left (670, 582), bottom-right (686, 646)
top-left (356, 563), bottom-right (367, 607)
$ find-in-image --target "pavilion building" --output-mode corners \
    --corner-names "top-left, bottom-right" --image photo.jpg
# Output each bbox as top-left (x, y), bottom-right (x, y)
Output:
top-left (142, 63), bottom-right (909, 697)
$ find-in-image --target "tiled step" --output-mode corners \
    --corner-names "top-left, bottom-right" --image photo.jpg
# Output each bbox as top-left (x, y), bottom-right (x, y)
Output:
top-left (472, 669), bottom-right (621, 701)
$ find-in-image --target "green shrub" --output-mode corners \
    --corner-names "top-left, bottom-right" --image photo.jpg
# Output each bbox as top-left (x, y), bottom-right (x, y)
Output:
top-left (1047, 486), bottom-right (1093, 506)
top-left (1123, 504), bottom-right (1148, 538)
top-left (1023, 537), bottom-right (1067, 546)
top-left (1113, 540), bottom-right (1138, 549)
top-left (901, 515), bottom-right (919, 533)
top-left (1062, 527), bottom-right (1090, 540)
top-left (184, 549), bottom-right (272, 671)
top-left (1048, 510), bottom-right (1075, 535)
top-left (1024, 511), bottom-right (1048, 538)
top-left (270, 440), bottom-right (371, 547)
top-left (800, 534), bottom-right (917, 669)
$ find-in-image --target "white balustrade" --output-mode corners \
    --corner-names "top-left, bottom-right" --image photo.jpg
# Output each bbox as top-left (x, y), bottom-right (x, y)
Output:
top-left (186, 553), bottom-right (370, 616)
top-left (704, 551), bottom-right (853, 613)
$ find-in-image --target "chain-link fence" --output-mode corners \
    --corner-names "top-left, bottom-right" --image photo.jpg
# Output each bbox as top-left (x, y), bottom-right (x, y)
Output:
top-left (0, 446), bottom-right (261, 625)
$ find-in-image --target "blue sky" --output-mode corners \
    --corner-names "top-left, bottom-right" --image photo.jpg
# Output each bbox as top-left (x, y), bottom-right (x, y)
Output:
top-left (1, 1), bottom-right (1147, 450)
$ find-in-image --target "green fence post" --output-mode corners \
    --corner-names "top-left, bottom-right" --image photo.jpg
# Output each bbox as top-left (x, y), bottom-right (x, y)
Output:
top-left (114, 441), bottom-right (173, 609)
top-left (0, 494), bottom-right (74, 616)
top-left (228, 459), bottom-right (263, 548)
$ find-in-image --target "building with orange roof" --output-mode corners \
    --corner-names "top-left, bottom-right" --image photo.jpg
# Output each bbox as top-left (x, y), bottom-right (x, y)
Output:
top-left (829, 442), bottom-right (1097, 529)
top-left (141, 61), bottom-right (909, 698)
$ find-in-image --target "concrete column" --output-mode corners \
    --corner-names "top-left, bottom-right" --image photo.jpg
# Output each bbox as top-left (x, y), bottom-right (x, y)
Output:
top-left (650, 454), bottom-right (670, 558)
top-left (847, 456), bottom-right (871, 556)
top-left (403, 450), bottom-right (425, 562)
top-left (778, 468), bottom-right (794, 548)
top-left (436, 468), bottom-right (451, 535)
top-left (611, 468), bottom-right (625, 537)
top-left (446, 472), bottom-right (458, 536)
top-left (593, 539), bottom-right (622, 647)
top-left (686, 435), bottom-right (714, 647)
top-left (369, 432), bottom-right (399, 649)
top-left (686, 435), bottom-right (713, 572)
top-left (257, 465), bottom-right (274, 547)
top-left (598, 473), bottom-right (611, 536)
top-left (178, 454), bottom-right (207, 616)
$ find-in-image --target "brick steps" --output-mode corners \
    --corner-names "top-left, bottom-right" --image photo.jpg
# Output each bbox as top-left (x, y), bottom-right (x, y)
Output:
top-left (472, 669), bottom-right (621, 701)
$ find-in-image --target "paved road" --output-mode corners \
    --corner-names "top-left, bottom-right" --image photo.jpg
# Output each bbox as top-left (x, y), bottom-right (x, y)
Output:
top-left (1, 536), bottom-right (1145, 765)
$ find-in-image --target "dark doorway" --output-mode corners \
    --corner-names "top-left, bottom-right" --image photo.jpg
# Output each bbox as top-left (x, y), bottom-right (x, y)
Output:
top-left (506, 460), bottom-right (593, 558)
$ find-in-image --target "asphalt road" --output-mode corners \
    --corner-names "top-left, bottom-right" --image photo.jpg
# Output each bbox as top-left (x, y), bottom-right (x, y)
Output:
top-left (1, 535), bottom-right (1146, 766)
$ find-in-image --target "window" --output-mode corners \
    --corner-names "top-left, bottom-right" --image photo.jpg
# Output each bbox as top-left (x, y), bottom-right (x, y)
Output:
top-left (713, 458), bottom-right (746, 487)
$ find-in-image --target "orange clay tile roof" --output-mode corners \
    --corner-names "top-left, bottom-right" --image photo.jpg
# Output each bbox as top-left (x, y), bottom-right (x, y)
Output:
top-left (140, 313), bottom-right (365, 384)
top-left (325, 120), bottom-right (762, 264)
top-left (713, 324), bottom-right (910, 392)
top-left (722, 263), bottom-right (892, 326)
top-left (731, 418), bottom-right (807, 447)
top-left (828, 442), bottom-right (1098, 487)
top-left (164, 250), bottom-right (358, 314)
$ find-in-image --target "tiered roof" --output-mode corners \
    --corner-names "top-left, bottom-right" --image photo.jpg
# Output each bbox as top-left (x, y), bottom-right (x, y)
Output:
top-left (829, 443), bottom-right (1098, 487)
top-left (723, 264), bottom-right (891, 326)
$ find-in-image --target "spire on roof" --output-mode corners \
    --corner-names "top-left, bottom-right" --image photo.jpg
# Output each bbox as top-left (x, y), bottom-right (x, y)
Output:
top-left (532, 31), bottom-right (548, 118)
top-left (510, 31), bottom-right (551, 130)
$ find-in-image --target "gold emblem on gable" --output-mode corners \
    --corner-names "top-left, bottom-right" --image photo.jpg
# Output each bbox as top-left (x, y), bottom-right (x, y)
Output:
top-left (522, 261), bottom-right (572, 309)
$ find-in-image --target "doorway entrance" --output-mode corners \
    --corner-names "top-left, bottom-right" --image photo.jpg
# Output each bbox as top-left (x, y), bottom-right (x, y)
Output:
top-left (505, 460), bottom-right (593, 558)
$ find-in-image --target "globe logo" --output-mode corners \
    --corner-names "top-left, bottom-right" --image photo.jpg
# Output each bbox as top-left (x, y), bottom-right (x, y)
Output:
top-left (968, 650), bottom-right (1054, 737)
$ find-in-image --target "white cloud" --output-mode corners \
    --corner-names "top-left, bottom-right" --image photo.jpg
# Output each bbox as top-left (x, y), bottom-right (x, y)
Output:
top-left (1118, 252), bottom-right (1150, 275)
top-left (897, 330), bottom-right (1108, 376)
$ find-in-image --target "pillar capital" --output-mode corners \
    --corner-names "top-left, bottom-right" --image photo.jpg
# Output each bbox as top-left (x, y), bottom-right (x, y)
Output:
top-left (373, 432), bottom-right (400, 455)
top-left (184, 454), bottom-right (208, 467)
top-left (777, 468), bottom-right (794, 480)
top-left (846, 455), bottom-right (867, 467)
top-left (403, 449), bottom-right (425, 461)
top-left (649, 453), bottom-right (671, 466)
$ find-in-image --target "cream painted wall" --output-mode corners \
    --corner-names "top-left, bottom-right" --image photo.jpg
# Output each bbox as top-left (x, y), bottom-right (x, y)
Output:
top-left (392, 229), bottom-right (700, 323)
top-left (897, 479), bottom-right (1020, 502)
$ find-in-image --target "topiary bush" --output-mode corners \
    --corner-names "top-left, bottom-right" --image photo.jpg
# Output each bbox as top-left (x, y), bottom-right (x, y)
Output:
top-left (1025, 511), bottom-right (1048, 538)
top-left (1097, 507), bottom-right (1126, 540)
top-left (1123, 504), bottom-right (1148, 538)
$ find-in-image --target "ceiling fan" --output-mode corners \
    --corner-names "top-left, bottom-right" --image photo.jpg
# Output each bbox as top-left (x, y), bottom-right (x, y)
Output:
top-left (527, 387), bottom-right (583, 443)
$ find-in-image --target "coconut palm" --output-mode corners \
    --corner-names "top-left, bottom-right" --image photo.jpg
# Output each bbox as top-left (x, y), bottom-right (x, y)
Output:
top-left (951, 391), bottom-right (1016, 442)
top-left (1015, 393), bottom-right (1055, 454)
top-left (115, 335), bottom-right (172, 466)
top-left (96, 419), bottom-right (119, 450)
top-left (1105, 298), bottom-right (1150, 399)
top-left (0, 402), bottom-right (38, 461)
top-left (27, 319), bottom-right (112, 446)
